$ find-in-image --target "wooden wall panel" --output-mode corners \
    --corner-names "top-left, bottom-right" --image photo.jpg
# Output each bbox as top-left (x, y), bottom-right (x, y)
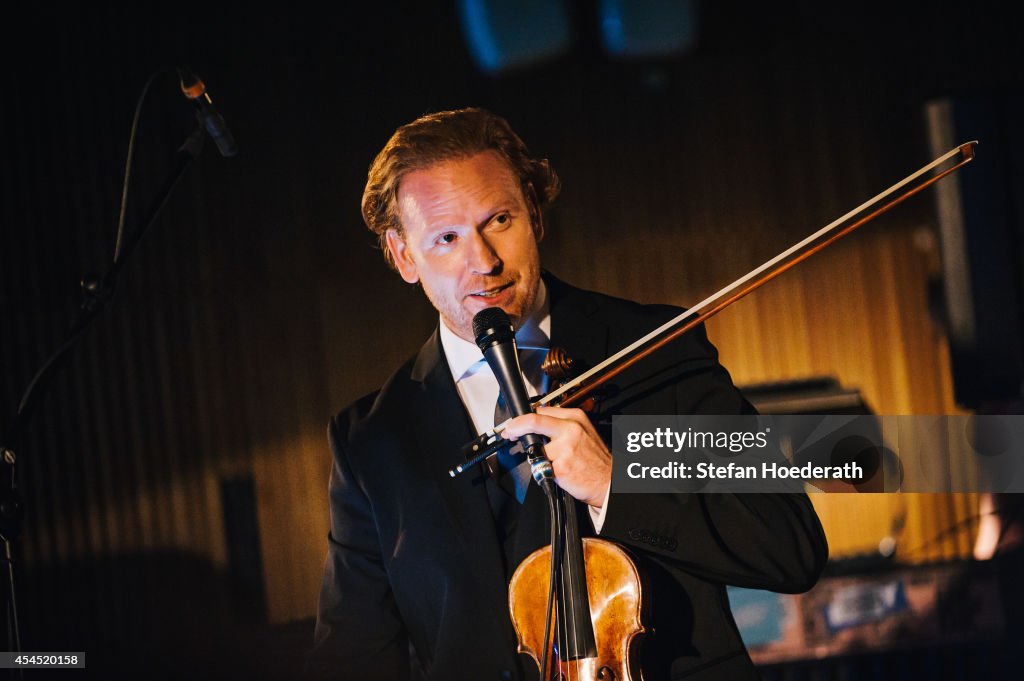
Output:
top-left (702, 229), bottom-right (977, 565)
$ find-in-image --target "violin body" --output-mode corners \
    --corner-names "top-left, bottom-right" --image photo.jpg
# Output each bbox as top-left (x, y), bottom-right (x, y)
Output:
top-left (509, 537), bottom-right (646, 680)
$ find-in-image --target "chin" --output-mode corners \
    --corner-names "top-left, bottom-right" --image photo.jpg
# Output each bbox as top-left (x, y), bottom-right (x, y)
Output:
top-left (495, 302), bottom-right (528, 326)
top-left (458, 282), bottom-right (536, 334)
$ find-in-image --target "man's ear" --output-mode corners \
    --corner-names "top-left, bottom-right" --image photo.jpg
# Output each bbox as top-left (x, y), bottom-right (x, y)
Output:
top-left (386, 228), bottom-right (420, 284)
top-left (526, 183), bottom-right (545, 243)
top-left (532, 213), bottom-right (545, 243)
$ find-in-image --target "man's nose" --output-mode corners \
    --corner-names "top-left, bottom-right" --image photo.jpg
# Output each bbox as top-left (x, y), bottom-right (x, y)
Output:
top-left (466, 231), bottom-right (501, 274)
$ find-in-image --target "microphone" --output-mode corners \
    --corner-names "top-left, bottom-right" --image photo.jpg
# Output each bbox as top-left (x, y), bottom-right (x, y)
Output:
top-left (178, 68), bottom-right (238, 158)
top-left (473, 307), bottom-right (554, 484)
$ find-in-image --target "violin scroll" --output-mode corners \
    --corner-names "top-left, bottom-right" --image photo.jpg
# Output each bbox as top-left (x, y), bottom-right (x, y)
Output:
top-left (542, 347), bottom-right (577, 384)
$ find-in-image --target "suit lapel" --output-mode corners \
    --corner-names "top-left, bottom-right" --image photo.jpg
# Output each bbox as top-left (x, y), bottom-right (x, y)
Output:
top-left (546, 273), bottom-right (610, 373)
top-left (409, 330), bottom-right (515, 628)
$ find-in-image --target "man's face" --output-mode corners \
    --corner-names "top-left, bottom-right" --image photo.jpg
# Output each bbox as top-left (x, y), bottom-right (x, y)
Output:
top-left (387, 151), bottom-right (543, 342)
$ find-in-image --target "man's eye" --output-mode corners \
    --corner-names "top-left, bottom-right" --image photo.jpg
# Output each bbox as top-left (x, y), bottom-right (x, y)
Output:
top-left (494, 213), bottom-right (510, 226)
top-left (437, 233), bottom-right (457, 245)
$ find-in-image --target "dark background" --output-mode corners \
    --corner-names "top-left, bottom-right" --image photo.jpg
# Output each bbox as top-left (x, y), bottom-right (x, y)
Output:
top-left (2, 1), bottom-right (1023, 679)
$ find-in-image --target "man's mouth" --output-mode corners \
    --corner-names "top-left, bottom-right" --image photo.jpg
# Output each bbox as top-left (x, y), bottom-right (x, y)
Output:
top-left (468, 282), bottom-right (514, 299)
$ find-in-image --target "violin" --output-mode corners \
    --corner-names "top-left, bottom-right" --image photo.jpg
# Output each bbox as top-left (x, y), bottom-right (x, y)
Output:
top-left (453, 141), bottom-right (977, 680)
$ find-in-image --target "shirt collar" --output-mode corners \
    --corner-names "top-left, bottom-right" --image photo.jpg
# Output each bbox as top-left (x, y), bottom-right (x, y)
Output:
top-left (439, 279), bottom-right (550, 383)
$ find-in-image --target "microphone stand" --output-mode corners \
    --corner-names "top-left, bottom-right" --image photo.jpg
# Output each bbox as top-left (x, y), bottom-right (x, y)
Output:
top-left (0, 118), bottom-right (209, 663)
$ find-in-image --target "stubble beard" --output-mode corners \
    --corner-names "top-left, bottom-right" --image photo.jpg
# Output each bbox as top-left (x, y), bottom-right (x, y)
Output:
top-left (429, 265), bottom-right (541, 343)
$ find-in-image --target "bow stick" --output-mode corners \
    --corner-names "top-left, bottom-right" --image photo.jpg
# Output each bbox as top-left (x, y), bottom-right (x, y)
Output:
top-left (450, 141), bottom-right (977, 477)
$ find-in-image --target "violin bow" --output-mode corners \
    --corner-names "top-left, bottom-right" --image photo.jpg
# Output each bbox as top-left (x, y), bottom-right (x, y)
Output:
top-left (451, 141), bottom-right (977, 477)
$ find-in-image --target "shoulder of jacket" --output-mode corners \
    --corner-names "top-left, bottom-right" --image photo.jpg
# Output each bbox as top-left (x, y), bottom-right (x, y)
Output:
top-left (555, 277), bottom-right (684, 328)
top-left (328, 352), bottom-right (420, 446)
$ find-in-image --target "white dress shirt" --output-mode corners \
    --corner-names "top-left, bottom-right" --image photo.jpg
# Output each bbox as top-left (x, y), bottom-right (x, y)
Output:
top-left (438, 281), bottom-right (611, 532)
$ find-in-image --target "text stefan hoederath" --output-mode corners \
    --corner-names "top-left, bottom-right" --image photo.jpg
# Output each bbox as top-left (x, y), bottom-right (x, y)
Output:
top-left (620, 426), bottom-right (863, 484)
top-left (614, 415), bottom-right (1024, 493)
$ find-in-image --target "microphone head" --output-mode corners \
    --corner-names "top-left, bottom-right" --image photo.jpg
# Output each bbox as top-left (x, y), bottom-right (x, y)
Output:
top-left (473, 307), bottom-right (515, 350)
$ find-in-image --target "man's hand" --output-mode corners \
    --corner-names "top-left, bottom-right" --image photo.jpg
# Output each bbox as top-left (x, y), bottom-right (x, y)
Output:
top-left (501, 406), bottom-right (611, 507)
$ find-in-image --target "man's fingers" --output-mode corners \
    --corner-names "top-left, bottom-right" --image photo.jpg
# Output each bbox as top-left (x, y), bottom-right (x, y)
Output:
top-left (534, 406), bottom-right (588, 424)
top-left (502, 406), bottom-right (599, 442)
top-left (500, 407), bottom-right (611, 507)
top-left (502, 413), bottom-right (575, 440)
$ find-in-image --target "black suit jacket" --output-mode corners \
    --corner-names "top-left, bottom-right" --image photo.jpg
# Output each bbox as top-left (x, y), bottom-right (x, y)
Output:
top-left (312, 275), bottom-right (827, 681)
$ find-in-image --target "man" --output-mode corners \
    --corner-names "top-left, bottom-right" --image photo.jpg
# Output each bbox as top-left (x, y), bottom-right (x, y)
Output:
top-left (312, 108), bottom-right (827, 680)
